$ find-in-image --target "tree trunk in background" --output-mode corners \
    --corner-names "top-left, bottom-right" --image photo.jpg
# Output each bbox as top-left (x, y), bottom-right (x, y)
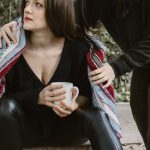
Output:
top-left (0, 0), bottom-right (19, 26)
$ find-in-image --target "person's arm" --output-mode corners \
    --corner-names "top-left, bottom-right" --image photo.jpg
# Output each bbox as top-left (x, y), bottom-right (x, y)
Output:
top-left (87, 19), bottom-right (150, 85)
top-left (86, 0), bottom-right (150, 76)
top-left (107, 1), bottom-right (150, 76)
top-left (109, 31), bottom-right (150, 76)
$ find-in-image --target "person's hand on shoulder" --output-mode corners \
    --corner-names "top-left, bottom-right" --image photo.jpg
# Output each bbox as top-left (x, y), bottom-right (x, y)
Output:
top-left (89, 62), bottom-right (115, 88)
top-left (0, 21), bottom-right (17, 48)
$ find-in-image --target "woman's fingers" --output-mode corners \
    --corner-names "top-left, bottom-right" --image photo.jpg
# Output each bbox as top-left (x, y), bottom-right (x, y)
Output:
top-left (102, 80), bottom-right (112, 88)
top-left (4, 26), bottom-right (17, 43)
top-left (89, 72), bottom-right (105, 82)
top-left (46, 93), bottom-right (66, 102)
top-left (39, 82), bottom-right (78, 116)
top-left (60, 100), bottom-right (78, 112)
top-left (0, 27), bottom-right (11, 46)
top-left (5, 21), bottom-right (17, 43)
top-left (52, 108), bottom-right (67, 117)
top-left (89, 67), bottom-right (103, 76)
top-left (92, 77), bottom-right (108, 85)
top-left (44, 88), bottom-right (66, 100)
top-left (46, 83), bottom-right (63, 91)
top-left (53, 104), bottom-right (71, 116)
top-left (0, 21), bottom-right (17, 48)
top-left (54, 99), bottom-right (78, 116)
top-left (41, 83), bottom-right (66, 102)
top-left (44, 100), bottom-right (55, 107)
top-left (89, 63), bottom-right (115, 87)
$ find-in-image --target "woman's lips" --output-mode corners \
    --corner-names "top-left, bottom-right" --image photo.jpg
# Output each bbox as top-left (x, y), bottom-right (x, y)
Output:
top-left (24, 17), bottom-right (33, 21)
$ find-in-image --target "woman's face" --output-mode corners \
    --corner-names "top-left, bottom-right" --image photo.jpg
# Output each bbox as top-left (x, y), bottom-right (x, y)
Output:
top-left (23, 0), bottom-right (48, 31)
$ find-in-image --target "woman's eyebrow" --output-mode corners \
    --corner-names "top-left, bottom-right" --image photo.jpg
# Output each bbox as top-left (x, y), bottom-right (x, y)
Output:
top-left (35, 0), bottom-right (45, 5)
top-left (35, 0), bottom-right (44, 3)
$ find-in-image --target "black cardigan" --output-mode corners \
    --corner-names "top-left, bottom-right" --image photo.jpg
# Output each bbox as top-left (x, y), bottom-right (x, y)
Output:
top-left (86, 0), bottom-right (150, 76)
top-left (4, 39), bottom-right (91, 111)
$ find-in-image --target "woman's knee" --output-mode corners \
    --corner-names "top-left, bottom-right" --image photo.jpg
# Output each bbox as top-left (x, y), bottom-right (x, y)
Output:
top-left (76, 107), bottom-right (110, 133)
top-left (78, 107), bottom-right (107, 123)
top-left (0, 97), bottom-right (23, 121)
top-left (0, 97), bottom-right (23, 150)
top-left (77, 107), bottom-right (123, 150)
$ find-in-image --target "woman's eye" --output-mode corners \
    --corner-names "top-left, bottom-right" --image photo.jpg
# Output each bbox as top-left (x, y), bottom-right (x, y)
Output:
top-left (25, 1), bottom-right (30, 6)
top-left (36, 2), bottom-right (43, 7)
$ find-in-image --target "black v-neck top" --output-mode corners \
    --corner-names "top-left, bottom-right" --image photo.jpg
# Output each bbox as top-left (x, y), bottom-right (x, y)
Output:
top-left (4, 39), bottom-right (91, 111)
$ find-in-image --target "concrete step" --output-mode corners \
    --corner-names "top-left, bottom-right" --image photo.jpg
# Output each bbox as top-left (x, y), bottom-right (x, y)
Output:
top-left (117, 103), bottom-right (143, 144)
top-left (24, 103), bottom-right (143, 150)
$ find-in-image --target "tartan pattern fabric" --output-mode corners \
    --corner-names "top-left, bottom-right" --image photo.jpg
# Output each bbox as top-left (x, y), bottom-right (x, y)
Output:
top-left (86, 36), bottom-right (121, 137)
top-left (0, 17), bottom-right (26, 97)
top-left (0, 77), bottom-right (5, 96)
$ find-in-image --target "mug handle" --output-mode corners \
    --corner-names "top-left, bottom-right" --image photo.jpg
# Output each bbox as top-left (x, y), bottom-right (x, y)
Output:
top-left (72, 86), bottom-right (79, 101)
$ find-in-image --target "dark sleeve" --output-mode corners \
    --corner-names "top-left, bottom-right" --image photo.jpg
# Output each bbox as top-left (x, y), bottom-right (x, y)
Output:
top-left (71, 40), bottom-right (92, 99)
top-left (109, 3), bottom-right (150, 76)
top-left (109, 55), bottom-right (134, 77)
top-left (110, 26), bottom-right (150, 76)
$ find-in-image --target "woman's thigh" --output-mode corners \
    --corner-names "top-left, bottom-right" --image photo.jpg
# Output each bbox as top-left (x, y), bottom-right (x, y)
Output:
top-left (0, 97), bottom-right (122, 150)
top-left (0, 97), bottom-right (87, 148)
top-left (48, 109), bottom-right (88, 147)
top-left (50, 107), bottom-right (122, 150)
top-left (23, 108), bottom-right (88, 148)
top-left (0, 97), bottom-right (25, 150)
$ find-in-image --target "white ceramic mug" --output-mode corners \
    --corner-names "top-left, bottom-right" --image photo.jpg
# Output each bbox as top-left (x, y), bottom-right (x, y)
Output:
top-left (53, 82), bottom-right (79, 104)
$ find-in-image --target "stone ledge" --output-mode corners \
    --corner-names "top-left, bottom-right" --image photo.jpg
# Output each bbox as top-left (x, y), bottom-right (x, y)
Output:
top-left (24, 103), bottom-right (144, 150)
top-left (117, 103), bottom-right (143, 144)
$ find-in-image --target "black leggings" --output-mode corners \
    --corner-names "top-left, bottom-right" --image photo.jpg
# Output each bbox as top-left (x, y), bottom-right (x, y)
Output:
top-left (131, 68), bottom-right (150, 150)
top-left (0, 97), bottom-right (122, 150)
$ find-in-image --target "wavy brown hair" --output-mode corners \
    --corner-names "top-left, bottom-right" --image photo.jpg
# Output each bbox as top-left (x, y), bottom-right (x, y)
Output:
top-left (20, 0), bottom-right (77, 39)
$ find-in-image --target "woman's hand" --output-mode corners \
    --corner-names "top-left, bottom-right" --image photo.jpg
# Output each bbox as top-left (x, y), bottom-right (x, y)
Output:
top-left (89, 63), bottom-right (115, 88)
top-left (38, 83), bottom-right (66, 107)
top-left (0, 21), bottom-right (17, 48)
top-left (52, 87), bottom-right (79, 117)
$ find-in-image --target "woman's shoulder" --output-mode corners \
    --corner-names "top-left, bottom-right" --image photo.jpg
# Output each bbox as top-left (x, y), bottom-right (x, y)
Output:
top-left (68, 38), bottom-right (90, 54)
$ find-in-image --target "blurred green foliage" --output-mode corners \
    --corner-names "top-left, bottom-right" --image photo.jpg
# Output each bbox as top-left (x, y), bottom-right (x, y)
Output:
top-left (0, 0), bottom-right (19, 25)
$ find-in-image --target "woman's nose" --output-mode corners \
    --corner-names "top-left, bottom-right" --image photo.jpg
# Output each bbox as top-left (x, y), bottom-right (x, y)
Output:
top-left (24, 4), bottom-right (33, 13)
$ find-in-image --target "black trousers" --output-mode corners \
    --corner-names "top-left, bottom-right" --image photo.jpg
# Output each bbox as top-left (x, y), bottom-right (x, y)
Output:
top-left (0, 97), bottom-right (122, 150)
top-left (131, 68), bottom-right (150, 150)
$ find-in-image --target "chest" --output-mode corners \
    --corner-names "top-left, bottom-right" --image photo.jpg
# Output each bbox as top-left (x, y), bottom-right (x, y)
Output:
top-left (23, 51), bottom-right (63, 85)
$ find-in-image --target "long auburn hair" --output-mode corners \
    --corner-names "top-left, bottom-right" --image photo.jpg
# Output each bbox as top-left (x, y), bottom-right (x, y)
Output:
top-left (20, 0), bottom-right (77, 39)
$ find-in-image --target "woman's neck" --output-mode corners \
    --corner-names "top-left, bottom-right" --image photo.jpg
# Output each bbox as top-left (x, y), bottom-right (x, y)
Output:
top-left (27, 28), bottom-right (65, 51)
